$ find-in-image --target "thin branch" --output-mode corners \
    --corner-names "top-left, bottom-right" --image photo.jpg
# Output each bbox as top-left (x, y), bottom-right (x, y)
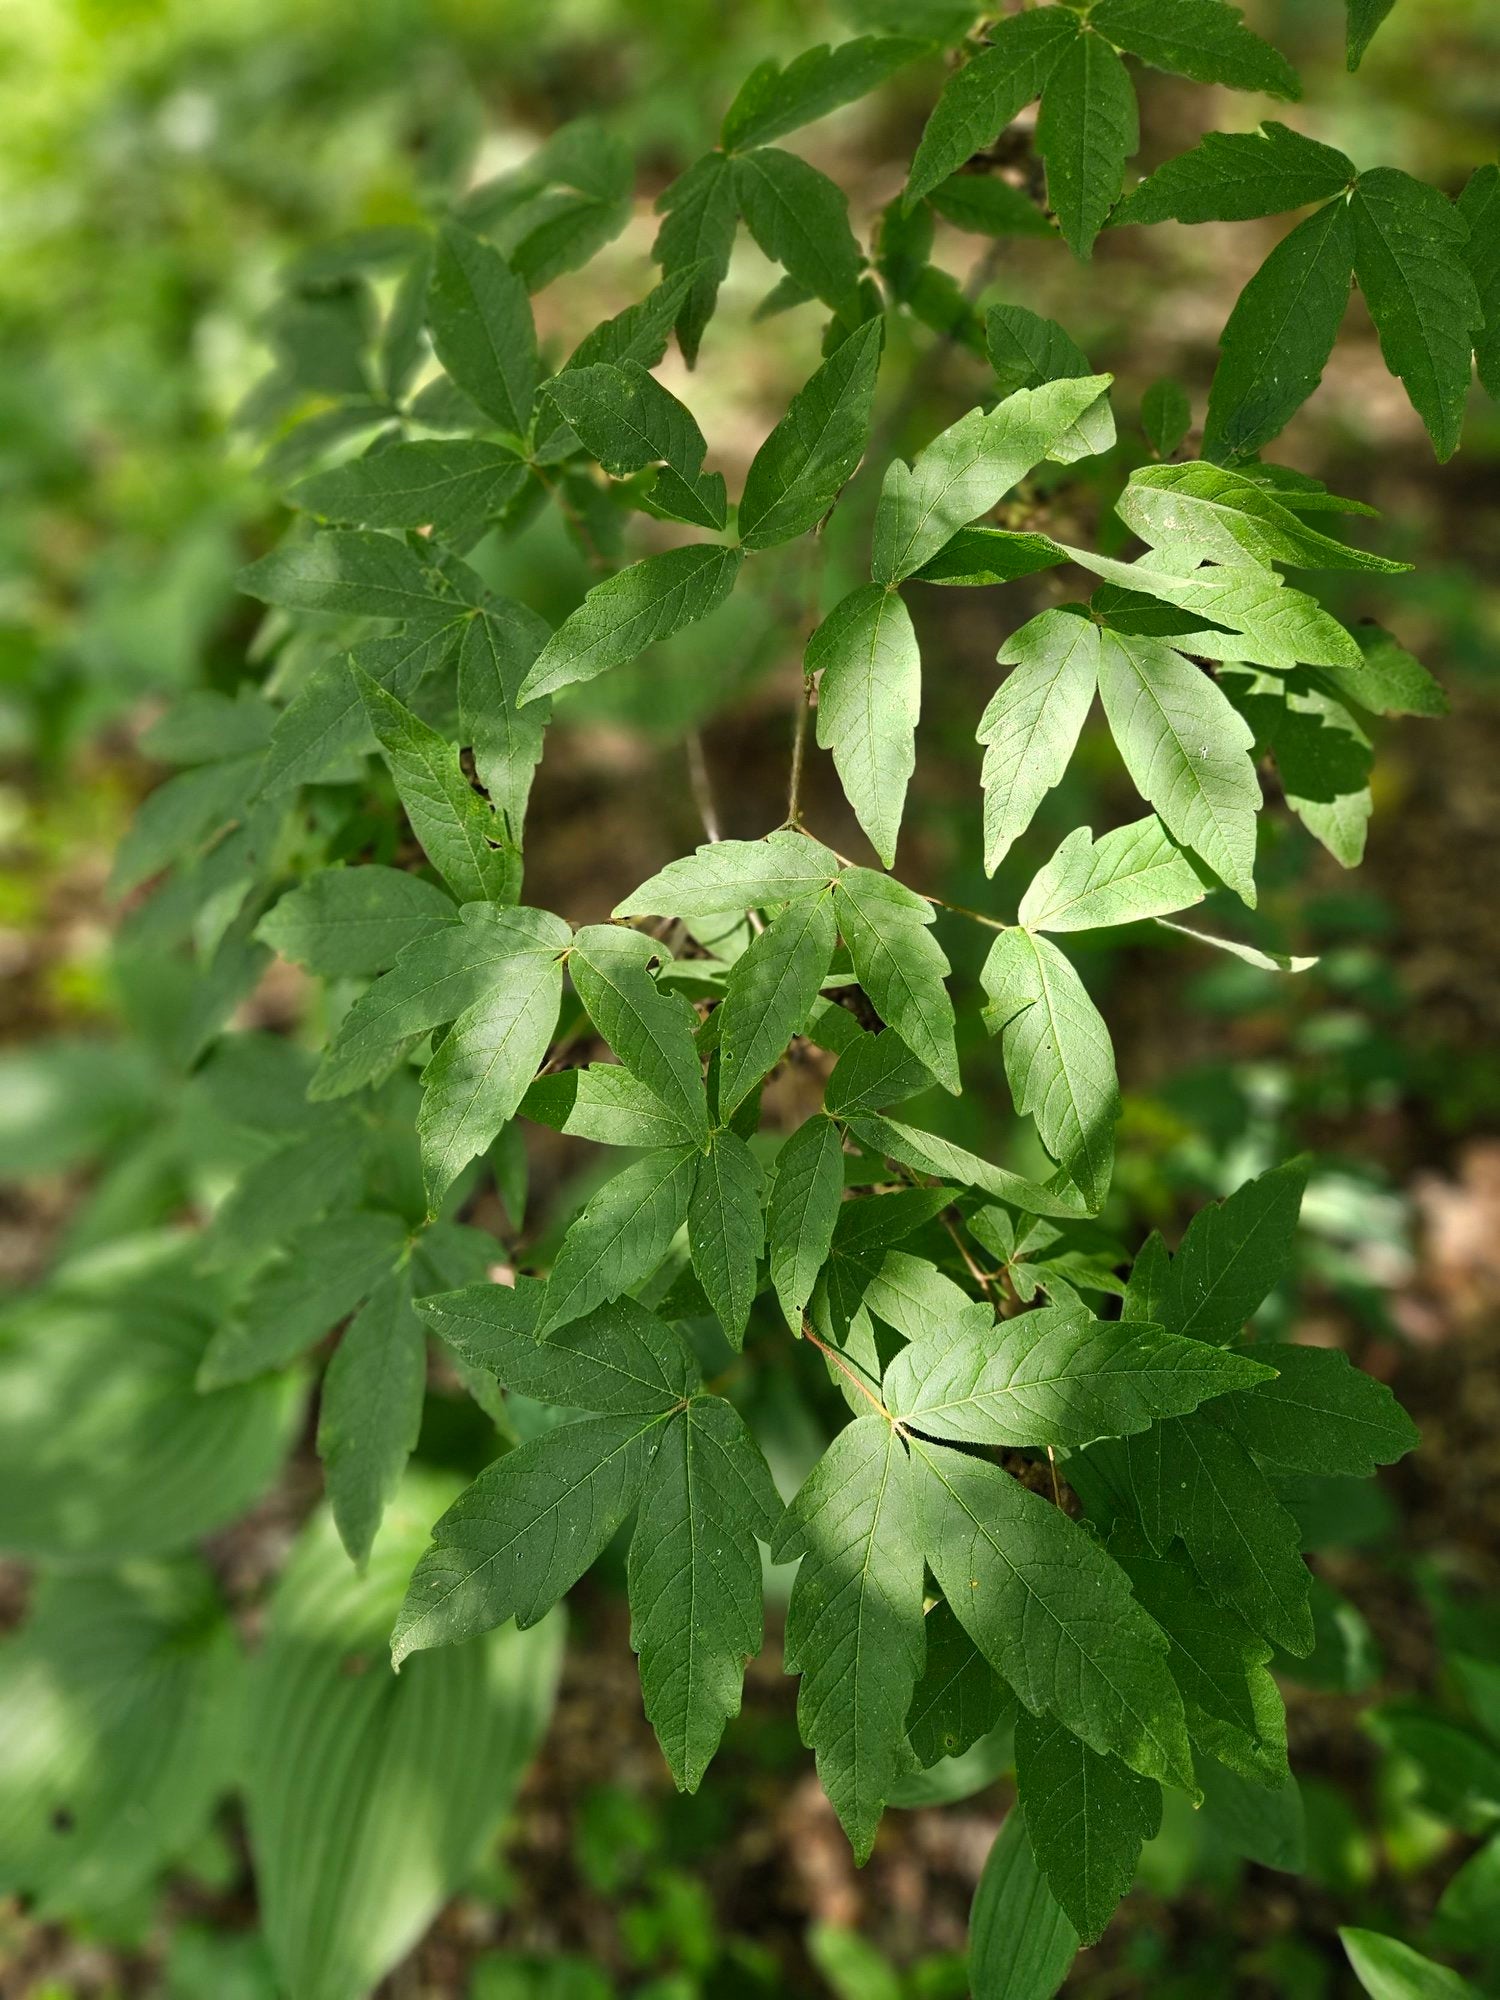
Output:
top-left (800, 1320), bottom-right (898, 1427)
top-left (786, 683), bottom-right (812, 828)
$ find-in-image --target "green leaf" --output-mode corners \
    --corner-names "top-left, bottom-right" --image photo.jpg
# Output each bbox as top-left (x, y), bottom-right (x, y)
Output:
top-left (559, 264), bottom-right (706, 380)
top-left (1212, 1342), bottom-right (1418, 1476)
top-left (980, 928), bottom-right (1118, 1209)
top-left (834, 868), bottom-right (959, 1093)
top-left (771, 1417), bottom-right (927, 1861)
top-left (846, 1113), bottom-right (1094, 1220)
top-left (1095, 627), bottom-right (1260, 903)
top-left (202, 1111), bottom-right (368, 1267)
top-left (1345, 0), bottom-right (1399, 71)
top-left (688, 1131), bottom-right (765, 1346)
top-left (417, 938), bottom-right (565, 1207)
top-left (825, 1026), bottom-right (938, 1115)
top-left (739, 318), bottom-right (883, 548)
top-left (1081, 1413), bottom-right (1314, 1652)
top-left (969, 1811), bottom-right (1079, 2000)
top-left (1082, 548), bottom-right (1361, 671)
top-left (906, 9), bottom-right (1081, 209)
top-left (418, 1282), bottom-right (698, 1411)
top-left (629, 1396), bottom-right (781, 1790)
top-left (1459, 163), bottom-right (1500, 399)
top-left (1204, 198), bottom-right (1354, 461)
top-left (733, 147), bottom-right (866, 320)
top-left (520, 1065), bottom-right (698, 1149)
top-left (544, 361), bottom-right (726, 529)
top-left (457, 600), bottom-right (552, 838)
top-left (1114, 122), bottom-right (1353, 227)
top-left (356, 671), bottom-right (520, 905)
top-left (872, 376), bottom-right (1113, 583)
top-left (810, 584), bottom-right (922, 867)
top-left (518, 543), bottom-right (744, 704)
top-left (1154, 916), bottom-right (1317, 975)
top-left (1091, 0), bottom-right (1300, 98)
top-left (198, 1210), bottom-right (409, 1388)
top-left (1230, 668), bottom-right (1372, 867)
top-left (568, 925), bottom-right (709, 1142)
top-left (292, 440), bottom-right (527, 550)
top-left (1035, 32), bottom-right (1138, 261)
top-left (1109, 1527), bottom-right (1288, 1784)
top-left (393, 1413), bottom-right (668, 1665)
top-left (251, 1482), bottom-right (561, 2000)
top-left (239, 529), bottom-right (446, 622)
top-left (723, 37), bottom-right (928, 153)
top-left (767, 1116), bottom-right (846, 1332)
top-left (886, 1305), bottom-right (1271, 1449)
top-left (652, 153), bottom-right (740, 366)
top-left (317, 1268), bottom-right (427, 1566)
top-left (1014, 1709), bottom-right (1161, 1944)
top-left (984, 305), bottom-right (1115, 462)
top-left (1141, 378), bottom-right (1193, 456)
top-left (1350, 167), bottom-right (1482, 462)
top-left (978, 610), bottom-right (1101, 873)
top-left (720, 890), bottom-right (838, 1113)
top-left (258, 866), bottom-right (453, 977)
top-left (537, 1146), bottom-right (701, 1338)
top-left (911, 1437), bottom-right (1194, 1789)
top-left (1199, 1758), bottom-right (1305, 1869)
top-left (1165, 1156), bottom-right (1309, 1344)
top-left (906, 1598), bottom-right (1011, 1768)
top-left (615, 830), bottom-right (839, 918)
top-left (1341, 1931), bottom-right (1481, 2000)
top-left (313, 905), bottom-right (568, 1100)
top-left (1322, 622), bottom-right (1448, 718)
top-left (1118, 461), bottom-right (1408, 574)
top-left (928, 173), bottom-right (1052, 239)
top-left (428, 223), bottom-right (538, 436)
top-left (1019, 818), bottom-right (1208, 932)
top-left (0, 1561), bottom-right (241, 1920)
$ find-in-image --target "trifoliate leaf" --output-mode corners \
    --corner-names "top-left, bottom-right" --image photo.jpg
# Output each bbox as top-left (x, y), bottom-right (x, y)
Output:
top-left (767, 1116), bottom-right (846, 1332)
top-left (906, 1599), bottom-right (1012, 1769)
top-left (739, 317), bottom-right (883, 549)
top-left (911, 1437), bottom-right (1194, 1789)
top-left (810, 584), bottom-right (922, 868)
top-left (198, 1210), bottom-right (409, 1388)
top-left (1095, 628), bottom-right (1260, 904)
top-left (1036, 32), bottom-right (1138, 261)
top-left (1015, 1709), bottom-right (1161, 1944)
top-left (392, 1412), bottom-right (668, 1665)
top-left (1165, 1156), bottom-right (1309, 1344)
top-left (418, 940), bottom-right (565, 1207)
top-left (629, 1395), bottom-right (781, 1790)
top-left (720, 890), bottom-right (838, 1114)
top-left (1345, 0), bottom-right (1400, 71)
top-left (652, 153), bottom-right (740, 367)
top-left (722, 37), bottom-right (929, 153)
top-left (1459, 163), bottom-right (1500, 400)
top-left (688, 1131), bottom-right (765, 1346)
top-left (733, 147), bottom-right (867, 320)
top-left (872, 376), bottom-right (1113, 583)
top-left (258, 865), bottom-right (454, 976)
top-left (1213, 1342), bottom-right (1418, 1476)
top-left (1204, 199), bottom-right (1354, 462)
top-left (905, 9), bottom-right (1081, 210)
top-left (518, 544), bottom-right (744, 703)
top-left (292, 440), bottom-right (527, 551)
top-left (834, 868), bottom-right (959, 1093)
top-left (1350, 167), bottom-right (1482, 463)
top-left (978, 610), bottom-right (1101, 874)
top-left (356, 671), bottom-right (520, 905)
top-left (1091, 0), bottom-right (1300, 98)
top-left (886, 1306), bottom-right (1271, 1449)
top-left (615, 831), bottom-right (839, 919)
top-left (980, 928), bottom-right (1118, 1209)
top-left (771, 1417), bottom-right (927, 1861)
top-left (969, 1810), bottom-right (1080, 2000)
top-left (1114, 122), bottom-right (1354, 227)
top-left (457, 599), bottom-right (551, 839)
top-left (568, 925), bottom-right (708, 1142)
top-left (239, 529), bottom-right (446, 623)
top-left (428, 224), bottom-right (538, 436)
top-left (1118, 461), bottom-right (1408, 574)
top-left (537, 1146), bottom-right (701, 1337)
top-left (544, 361), bottom-right (726, 529)
top-left (1019, 818), bottom-right (1209, 933)
top-left (317, 1267), bottom-right (426, 1566)
top-left (1109, 1527), bottom-right (1288, 1785)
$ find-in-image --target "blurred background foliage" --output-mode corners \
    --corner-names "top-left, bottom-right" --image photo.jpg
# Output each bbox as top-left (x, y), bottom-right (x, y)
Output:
top-left (3, 0), bottom-right (1500, 1995)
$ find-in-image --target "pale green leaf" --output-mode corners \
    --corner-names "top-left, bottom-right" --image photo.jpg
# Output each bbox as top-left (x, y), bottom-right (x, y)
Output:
top-left (984, 304), bottom-right (1115, 462)
top-left (720, 890), bottom-right (838, 1113)
top-left (978, 610), bottom-right (1101, 874)
top-left (1341, 1929), bottom-right (1480, 2000)
top-left (615, 830), bottom-right (839, 918)
top-left (1320, 622), bottom-right (1448, 718)
top-left (1118, 461), bottom-right (1408, 574)
top-left (845, 1113), bottom-right (1094, 1220)
top-left (568, 925), bottom-right (709, 1142)
top-left (457, 599), bottom-right (552, 838)
top-left (810, 584), bottom-right (922, 867)
top-left (520, 1065), bottom-right (698, 1149)
top-left (238, 530), bottom-right (445, 623)
top-left (1019, 818), bottom-right (1208, 932)
top-left (834, 868), bottom-right (959, 1093)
